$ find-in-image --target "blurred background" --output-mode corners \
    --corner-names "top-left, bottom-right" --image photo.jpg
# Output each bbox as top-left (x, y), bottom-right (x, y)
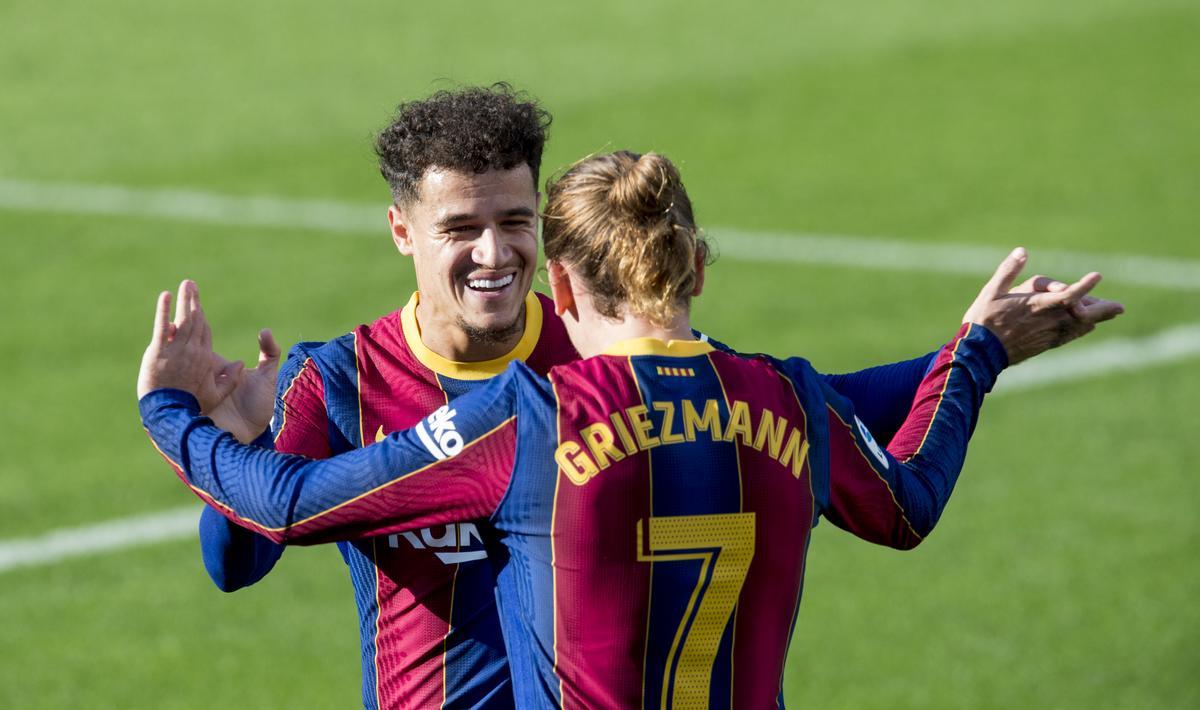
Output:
top-left (1, 0), bottom-right (1196, 707)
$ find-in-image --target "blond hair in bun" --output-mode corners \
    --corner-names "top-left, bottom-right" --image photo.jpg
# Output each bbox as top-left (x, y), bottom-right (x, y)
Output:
top-left (542, 151), bottom-right (710, 327)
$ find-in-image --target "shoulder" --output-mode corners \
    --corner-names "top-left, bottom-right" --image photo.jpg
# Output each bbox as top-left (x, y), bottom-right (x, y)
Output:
top-left (301, 309), bottom-right (408, 381)
top-left (707, 347), bottom-right (824, 397)
top-left (501, 360), bottom-right (557, 406)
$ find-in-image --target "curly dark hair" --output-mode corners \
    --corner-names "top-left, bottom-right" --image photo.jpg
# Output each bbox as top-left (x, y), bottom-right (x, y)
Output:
top-left (374, 83), bottom-right (552, 205)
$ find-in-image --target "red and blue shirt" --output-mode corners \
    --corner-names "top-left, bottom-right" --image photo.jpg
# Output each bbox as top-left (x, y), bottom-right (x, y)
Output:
top-left (156, 323), bottom-right (1007, 708)
top-left (201, 291), bottom-right (576, 709)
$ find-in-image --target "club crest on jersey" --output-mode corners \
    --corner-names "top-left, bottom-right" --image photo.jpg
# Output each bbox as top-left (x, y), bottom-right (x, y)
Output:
top-left (388, 523), bottom-right (487, 564)
top-left (854, 415), bottom-right (889, 470)
top-left (416, 405), bottom-right (464, 460)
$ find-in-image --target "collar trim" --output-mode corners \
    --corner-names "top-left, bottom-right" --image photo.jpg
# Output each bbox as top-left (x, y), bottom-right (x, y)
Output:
top-left (399, 291), bottom-right (542, 380)
top-left (600, 337), bottom-right (714, 358)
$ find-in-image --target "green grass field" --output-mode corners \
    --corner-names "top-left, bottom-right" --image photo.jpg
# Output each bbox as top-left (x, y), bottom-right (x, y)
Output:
top-left (1, 0), bottom-right (1197, 707)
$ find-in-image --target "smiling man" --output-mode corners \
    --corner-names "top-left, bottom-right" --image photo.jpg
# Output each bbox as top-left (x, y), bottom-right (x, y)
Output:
top-left (190, 85), bottom-right (1119, 710)
top-left (198, 85), bottom-right (576, 709)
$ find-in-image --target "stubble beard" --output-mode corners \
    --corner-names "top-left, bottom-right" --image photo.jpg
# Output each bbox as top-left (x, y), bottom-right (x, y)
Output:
top-left (456, 312), bottom-right (525, 346)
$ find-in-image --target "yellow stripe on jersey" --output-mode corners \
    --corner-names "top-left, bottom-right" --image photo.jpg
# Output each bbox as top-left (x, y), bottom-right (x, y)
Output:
top-left (655, 366), bottom-right (697, 377)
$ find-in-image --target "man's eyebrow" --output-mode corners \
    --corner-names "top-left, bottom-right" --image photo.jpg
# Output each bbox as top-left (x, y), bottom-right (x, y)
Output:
top-left (435, 213), bottom-right (476, 229)
top-left (500, 207), bottom-right (537, 219)
top-left (435, 207), bottom-right (536, 229)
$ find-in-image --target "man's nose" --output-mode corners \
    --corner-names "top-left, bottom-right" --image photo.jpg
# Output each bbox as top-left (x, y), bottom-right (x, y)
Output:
top-left (472, 226), bottom-right (511, 267)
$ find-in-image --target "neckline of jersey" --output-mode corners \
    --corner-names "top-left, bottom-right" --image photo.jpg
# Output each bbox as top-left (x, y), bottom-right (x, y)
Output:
top-left (600, 337), bottom-right (714, 358)
top-left (398, 290), bottom-right (543, 380)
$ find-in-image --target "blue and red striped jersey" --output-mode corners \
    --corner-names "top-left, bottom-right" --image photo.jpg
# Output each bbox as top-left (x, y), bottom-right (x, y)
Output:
top-left (201, 290), bottom-right (575, 709)
top-left (151, 323), bottom-right (1006, 708)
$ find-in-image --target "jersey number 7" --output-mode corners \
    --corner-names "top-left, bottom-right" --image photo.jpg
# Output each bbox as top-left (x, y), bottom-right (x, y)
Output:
top-left (637, 512), bottom-right (756, 709)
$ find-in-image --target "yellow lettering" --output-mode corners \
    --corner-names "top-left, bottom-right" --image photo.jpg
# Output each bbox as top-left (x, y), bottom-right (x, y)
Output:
top-left (555, 441), bottom-right (599, 485)
top-left (724, 400), bottom-right (753, 446)
top-left (682, 399), bottom-right (722, 441)
top-left (753, 409), bottom-right (788, 458)
top-left (780, 429), bottom-right (810, 479)
top-left (610, 411), bottom-right (638, 455)
top-left (654, 401), bottom-right (684, 445)
top-left (582, 422), bottom-right (625, 470)
top-left (626, 405), bottom-right (661, 450)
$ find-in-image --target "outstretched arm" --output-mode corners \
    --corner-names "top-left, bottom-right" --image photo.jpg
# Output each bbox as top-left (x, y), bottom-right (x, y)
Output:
top-left (142, 380), bottom-right (519, 545)
top-left (815, 323), bottom-right (1006, 548)
top-left (136, 284), bottom-right (520, 544)
top-left (812, 248), bottom-right (1124, 548)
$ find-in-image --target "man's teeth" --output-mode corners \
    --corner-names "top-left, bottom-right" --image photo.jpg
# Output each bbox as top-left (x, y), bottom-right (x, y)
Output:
top-left (467, 274), bottom-right (515, 290)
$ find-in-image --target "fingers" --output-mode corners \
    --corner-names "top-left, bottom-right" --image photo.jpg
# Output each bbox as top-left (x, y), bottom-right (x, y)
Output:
top-left (257, 328), bottom-right (281, 368)
top-left (192, 283), bottom-right (212, 350)
top-left (1072, 298), bottom-right (1125, 324)
top-left (151, 291), bottom-right (173, 345)
top-left (1059, 272), bottom-right (1103, 307)
top-left (982, 247), bottom-right (1028, 298)
top-left (173, 280), bottom-right (199, 343)
top-left (1031, 272), bottom-right (1103, 312)
top-left (1014, 275), bottom-right (1068, 294)
top-left (212, 360), bottom-right (245, 403)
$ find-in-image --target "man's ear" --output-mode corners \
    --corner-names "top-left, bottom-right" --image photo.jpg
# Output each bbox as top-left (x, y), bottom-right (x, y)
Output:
top-left (388, 205), bottom-right (415, 256)
top-left (548, 261), bottom-right (577, 319)
top-left (691, 250), bottom-right (706, 297)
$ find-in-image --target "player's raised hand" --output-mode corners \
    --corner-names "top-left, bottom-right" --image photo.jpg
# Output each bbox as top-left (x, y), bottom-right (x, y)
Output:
top-left (137, 280), bottom-right (218, 399)
top-left (204, 328), bottom-right (281, 443)
top-left (962, 248), bottom-right (1126, 365)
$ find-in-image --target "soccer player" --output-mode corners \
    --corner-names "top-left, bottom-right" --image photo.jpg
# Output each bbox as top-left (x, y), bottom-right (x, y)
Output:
top-left (190, 87), bottom-right (1121, 708)
top-left (139, 150), bottom-right (1120, 708)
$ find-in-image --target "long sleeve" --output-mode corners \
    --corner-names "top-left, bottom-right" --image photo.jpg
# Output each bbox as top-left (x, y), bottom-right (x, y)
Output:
top-left (812, 323), bottom-right (1007, 549)
top-left (196, 347), bottom-right (330, 590)
top-left (144, 367), bottom-right (523, 546)
top-left (198, 502), bottom-right (286, 592)
top-left (819, 352), bottom-right (936, 445)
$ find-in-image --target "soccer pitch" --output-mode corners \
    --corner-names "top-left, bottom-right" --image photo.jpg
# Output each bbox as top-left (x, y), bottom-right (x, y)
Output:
top-left (1, 0), bottom-right (1197, 707)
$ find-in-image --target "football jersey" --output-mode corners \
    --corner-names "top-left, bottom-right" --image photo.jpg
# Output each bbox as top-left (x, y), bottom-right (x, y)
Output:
top-left (207, 291), bottom-right (574, 709)
top-left (150, 323), bottom-right (1006, 708)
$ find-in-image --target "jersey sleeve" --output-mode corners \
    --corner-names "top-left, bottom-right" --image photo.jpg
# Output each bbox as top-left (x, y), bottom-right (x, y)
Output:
top-left (698, 329), bottom-right (937, 445)
top-left (144, 365), bottom-right (524, 546)
top-left (196, 346), bottom-right (329, 590)
top-left (818, 352), bottom-right (936, 445)
top-left (799, 323), bottom-right (1007, 549)
top-left (271, 351), bottom-right (334, 459)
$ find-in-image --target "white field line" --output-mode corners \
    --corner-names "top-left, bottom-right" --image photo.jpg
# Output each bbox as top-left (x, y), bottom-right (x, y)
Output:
top-left (713, 230), bottom-right (1200, 293)
top-left (0, 506), bottom-right (199, 573)
top-left (2, 322), bottom-right (1199, 574)
top-left (3, 178), bottom-right (1200, 291)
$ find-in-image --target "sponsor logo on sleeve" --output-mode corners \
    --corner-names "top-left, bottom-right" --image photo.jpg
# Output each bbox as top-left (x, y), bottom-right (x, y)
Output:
top-left (415, 405), bottom-right (464, 460)
top-left (854, 415), bottom-right (890, 470)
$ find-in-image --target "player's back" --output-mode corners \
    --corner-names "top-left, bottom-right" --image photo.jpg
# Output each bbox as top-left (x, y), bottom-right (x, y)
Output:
top-left (495, 339), bottom-right (825, 709)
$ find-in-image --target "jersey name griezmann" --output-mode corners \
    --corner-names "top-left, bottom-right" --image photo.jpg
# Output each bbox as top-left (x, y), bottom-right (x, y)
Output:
top-left (555, 399), bottom-right (809, 486)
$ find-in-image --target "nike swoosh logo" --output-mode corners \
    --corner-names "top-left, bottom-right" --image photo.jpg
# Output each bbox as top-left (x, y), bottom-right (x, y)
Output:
top-left (375, 425), bottom-right (386, 443)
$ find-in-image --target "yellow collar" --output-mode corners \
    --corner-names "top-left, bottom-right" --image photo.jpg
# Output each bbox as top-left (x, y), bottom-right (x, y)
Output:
top-left (600, 337), bottom-right (713, 357)
top-left (399, 291), bottom-right (543, 380)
